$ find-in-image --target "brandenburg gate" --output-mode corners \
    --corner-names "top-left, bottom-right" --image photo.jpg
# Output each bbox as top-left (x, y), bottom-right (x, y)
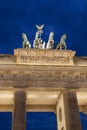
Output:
top-left (0, 48), bottom-right (87, 130)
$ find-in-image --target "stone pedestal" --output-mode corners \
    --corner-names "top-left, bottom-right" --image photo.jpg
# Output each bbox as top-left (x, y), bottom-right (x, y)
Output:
top-left (56, 91), bottom-right (82, 130)
top-left (12, 90), bottom-right (26, 130)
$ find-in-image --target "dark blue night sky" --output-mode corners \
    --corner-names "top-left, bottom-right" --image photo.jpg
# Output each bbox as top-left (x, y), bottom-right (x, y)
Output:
top-left (0, 0), bottom-right (87, 130)
top-left (0, 0), bottom-right (87, 55)
top-left (0, 112), bottom-right (87, 130)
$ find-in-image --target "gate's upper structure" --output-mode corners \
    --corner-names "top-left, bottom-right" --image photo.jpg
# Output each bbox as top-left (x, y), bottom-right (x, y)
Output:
top-left (0, 48), bottom-right (87, 130)
top-left (0, 25), bottom-right (87, 130)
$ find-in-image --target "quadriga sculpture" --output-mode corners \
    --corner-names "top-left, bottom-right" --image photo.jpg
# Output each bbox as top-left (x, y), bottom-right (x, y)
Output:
top-left (22, 33), bottom-right (31, 48)
top-left (56, 34), bottom-right (67, 50)
top-left (22, 25), bottom-right (67, 50)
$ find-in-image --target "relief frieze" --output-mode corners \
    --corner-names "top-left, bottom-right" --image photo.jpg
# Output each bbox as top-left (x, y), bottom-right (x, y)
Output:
top-left (0, 71), bottom-right (87, 83)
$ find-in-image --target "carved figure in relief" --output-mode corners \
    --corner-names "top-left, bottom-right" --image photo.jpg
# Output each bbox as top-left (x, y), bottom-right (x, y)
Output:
top-left (56, 34), bottom-right (67, 50)
top-left (22, 33), bottom-right (31, 48)
top-left (46, 32), bottom-right (54, 49)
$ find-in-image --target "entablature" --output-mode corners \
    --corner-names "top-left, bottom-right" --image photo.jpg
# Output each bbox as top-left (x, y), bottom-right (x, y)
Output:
top-left (0, 65), bottom-right (87, 88)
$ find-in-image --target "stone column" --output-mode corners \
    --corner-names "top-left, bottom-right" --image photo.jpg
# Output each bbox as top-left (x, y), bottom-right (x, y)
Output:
top-left (56, 91), bottom-right (82, 130)
top-left (12, 90), bottom-right (26, 130)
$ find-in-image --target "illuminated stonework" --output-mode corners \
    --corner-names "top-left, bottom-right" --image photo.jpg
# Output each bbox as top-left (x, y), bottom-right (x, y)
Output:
top-left (14, 49), bottom-right (75, 65)
top-left (0, 48), bottom-right (87, 130)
